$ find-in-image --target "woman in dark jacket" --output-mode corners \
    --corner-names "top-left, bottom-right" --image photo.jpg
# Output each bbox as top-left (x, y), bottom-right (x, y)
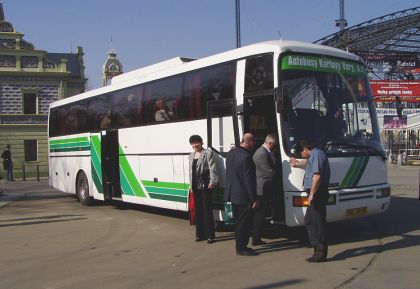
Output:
top-left (188, 135), bottom-right (219, 244)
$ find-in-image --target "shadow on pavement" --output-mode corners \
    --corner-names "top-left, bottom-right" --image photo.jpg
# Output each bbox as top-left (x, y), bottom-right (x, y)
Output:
top-left (107, 199), bottom-right (189, 220)
top-left (329, 195), bottom-right (420, 261)
top-left (0, 214), bottom-right (87, 228)
top-left (243, 279), bottom-right (306, 289)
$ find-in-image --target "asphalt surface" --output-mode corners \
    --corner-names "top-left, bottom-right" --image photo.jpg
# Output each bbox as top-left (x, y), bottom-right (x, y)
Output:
top-left (0, 165), bottom-right (419, 289)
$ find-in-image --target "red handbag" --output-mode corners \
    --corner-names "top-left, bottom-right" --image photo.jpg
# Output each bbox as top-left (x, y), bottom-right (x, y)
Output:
top-left (188, 190), bottom-right (195, 225)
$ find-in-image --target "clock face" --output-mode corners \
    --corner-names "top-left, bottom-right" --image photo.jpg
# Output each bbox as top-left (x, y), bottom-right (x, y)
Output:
top-left (109, 63), bottom-right (119, 72)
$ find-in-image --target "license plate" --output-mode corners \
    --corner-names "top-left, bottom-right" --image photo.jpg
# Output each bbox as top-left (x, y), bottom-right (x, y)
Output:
top-left (345, 206), bottom-right (367, 217)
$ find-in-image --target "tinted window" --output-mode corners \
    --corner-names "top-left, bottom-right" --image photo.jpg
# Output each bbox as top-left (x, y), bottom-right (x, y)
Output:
top-left (111, 86), bottom-right (143, 127)
top-left (65, 102), bottom-right (88, 134)
top-left (144, 76), bottom-right (182, 123)
top-left (245, 54), bottom-right (274, 92)
top-left (49, 61), bottom-right (237, 136)
top-left (87, 95), bottom-right (111, 130)
top-left (183, 63), bottom-right (235, 118)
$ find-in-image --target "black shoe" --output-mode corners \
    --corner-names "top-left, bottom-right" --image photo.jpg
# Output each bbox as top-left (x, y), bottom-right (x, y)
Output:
top-left (195, 238), bottom-right (204, 242)
top-left (252, 240), bottom-right (267, 246)
top-left (207, 239), bottom-right (215, 244)
top-left (305, 256), bottom-right (326, 263)
top-left (237, 249), bottom-right (258, 256)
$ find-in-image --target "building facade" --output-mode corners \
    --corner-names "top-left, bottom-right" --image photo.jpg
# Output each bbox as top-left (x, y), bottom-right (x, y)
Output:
top-left (0, 4), bottom-right (86, 179)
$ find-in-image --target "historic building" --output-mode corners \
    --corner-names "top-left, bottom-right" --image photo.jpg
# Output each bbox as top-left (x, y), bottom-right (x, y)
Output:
top-left (0, 4), bottom-right (86, 179)
top-left (102, 49), bottom-right (123, 86)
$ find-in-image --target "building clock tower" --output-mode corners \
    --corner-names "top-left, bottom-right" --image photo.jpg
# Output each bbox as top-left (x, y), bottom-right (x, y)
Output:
top-left (102, 49), bottom-right (123, 86)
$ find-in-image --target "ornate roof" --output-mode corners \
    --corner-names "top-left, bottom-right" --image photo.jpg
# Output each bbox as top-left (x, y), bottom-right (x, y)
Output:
top-left (314, 7), bottom-right (420, 53)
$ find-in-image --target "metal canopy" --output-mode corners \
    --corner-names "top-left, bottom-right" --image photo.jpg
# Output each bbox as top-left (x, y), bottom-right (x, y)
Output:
top-left (314, 7), bottom-right (420, 53)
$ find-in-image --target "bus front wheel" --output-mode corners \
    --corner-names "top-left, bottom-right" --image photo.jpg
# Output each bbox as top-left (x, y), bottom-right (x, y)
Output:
top-left (76, 171), bottom-right (92, 206)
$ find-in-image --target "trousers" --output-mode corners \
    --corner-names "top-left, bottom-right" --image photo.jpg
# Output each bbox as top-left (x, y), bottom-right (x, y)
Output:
top-left (232, 204), bottom-right (253, 252)
top-left (304, 189), bottom-right (328, 255)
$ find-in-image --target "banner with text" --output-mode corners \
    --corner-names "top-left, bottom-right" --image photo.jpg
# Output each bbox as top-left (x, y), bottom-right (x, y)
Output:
top-left (281, 54), bottom-right (366, 76)
top-left (370, 80), bottom-right (420, 102)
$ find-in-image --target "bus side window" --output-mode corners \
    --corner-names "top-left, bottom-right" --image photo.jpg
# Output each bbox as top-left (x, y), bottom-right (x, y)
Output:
top-left (184, 74), bottom-right (201, 118)
top-left (58, 108), bottom-right (66, 135)
top-left (133, 85), bottom-right (144, 125)
top-left (145, 77), bottom-right (182, 123)
top-left (92, 95), bottom-right (111, 130)
top-left (65, 105), bottom-right (77, 133)
top-left (143, 85), bottom-right (156, 124)
top-left (76, 101), bottom-right (89, 132)
top-left (111, 91), bottom-right (132, 128)
top-left (201, 63), bottom-right (236, 116)
top-left (65, 102), bottom-right (88, 134)
top-left (245, 54), bottom-right (274, 93)
top-left (49, 109), bottom-right (58, 136)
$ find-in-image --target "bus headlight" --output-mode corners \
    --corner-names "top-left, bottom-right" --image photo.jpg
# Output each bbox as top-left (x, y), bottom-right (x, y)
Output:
top-left (376, 187), bottom-right (391, 198)
top-left (293, 196), bottom-right (309, 207)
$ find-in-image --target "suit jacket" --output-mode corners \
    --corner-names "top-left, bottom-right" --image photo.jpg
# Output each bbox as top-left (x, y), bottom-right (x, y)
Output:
top-left (224, 146), bottom-right (257, 206)
top-left (188, 148), bottom-right (218, 189)
top-left (253, 145), bottom-right (279, 196)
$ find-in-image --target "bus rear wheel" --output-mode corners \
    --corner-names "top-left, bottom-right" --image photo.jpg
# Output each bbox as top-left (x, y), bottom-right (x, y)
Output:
top-left (77, 171), bottom-right (92, 206)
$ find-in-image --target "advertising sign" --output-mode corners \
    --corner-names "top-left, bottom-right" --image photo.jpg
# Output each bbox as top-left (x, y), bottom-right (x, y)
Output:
top-left (383, 115), bottom-right (407, 129)
top-left (370, 80), bottom-right (420, 102)
top-left (354, 51), bottom-right (419, 75)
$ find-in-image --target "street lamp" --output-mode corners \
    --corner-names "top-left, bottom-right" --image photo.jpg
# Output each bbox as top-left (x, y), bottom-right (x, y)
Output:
top-left (235, 0), bottom-right (241, 48)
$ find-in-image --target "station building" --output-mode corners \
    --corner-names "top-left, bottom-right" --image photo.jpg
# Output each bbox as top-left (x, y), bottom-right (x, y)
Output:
top-left (0, 4), bottom-right (86, 179)
top-left (315, 6), bottom-right (420, 158)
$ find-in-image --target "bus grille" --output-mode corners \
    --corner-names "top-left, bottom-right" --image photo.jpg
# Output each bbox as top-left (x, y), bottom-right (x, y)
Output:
top-left (338, 190), bottom-right (374, 202)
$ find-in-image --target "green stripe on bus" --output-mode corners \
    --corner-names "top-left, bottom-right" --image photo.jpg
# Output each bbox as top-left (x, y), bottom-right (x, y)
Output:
top-left (148, 193), bottom-right (187, 203)
top-left (145, 186), bottom-right (188, 196)
top-left (90, 135), bottom-right (103, 193)
top-left (339, 157), bottom-right (359, 188)
top-left (119, 146), bottom-right (145, 197)
top-left (352, 157), bottom-right (369, 187)
top-left (119, 168), bottom-right (135, 196)
top-left (50, 146), bottom-right (90, 153)
top-left (50, 141), bottom-right (90, 149)
top-left (50, 137), bottom-right (89, 145)
top-left (142, 180), bottom-right (188, 190)
top-left (339, 156), bottom-right (367, 188)
top-left (339, 157), bottom-right (357, 188)
top-left (91, 162), bottom-right (103, 194)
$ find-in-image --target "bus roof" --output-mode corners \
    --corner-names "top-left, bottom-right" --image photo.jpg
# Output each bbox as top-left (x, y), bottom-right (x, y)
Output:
top-left (50, 40), bottom-right (361, 108)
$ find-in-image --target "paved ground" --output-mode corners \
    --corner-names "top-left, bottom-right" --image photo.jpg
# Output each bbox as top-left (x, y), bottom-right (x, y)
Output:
top-left (0, 165), bottom-right (419, 289)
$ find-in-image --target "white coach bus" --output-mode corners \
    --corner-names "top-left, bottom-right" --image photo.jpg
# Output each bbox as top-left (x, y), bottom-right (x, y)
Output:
top-left (48, 40), bottom-right (390, 226)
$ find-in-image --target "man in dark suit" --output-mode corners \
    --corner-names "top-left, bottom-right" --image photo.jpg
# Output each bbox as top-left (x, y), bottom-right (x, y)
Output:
top-left (224, 133), bottom-right (259, 256)
top-left (252, 133), bottom-right (280, 245)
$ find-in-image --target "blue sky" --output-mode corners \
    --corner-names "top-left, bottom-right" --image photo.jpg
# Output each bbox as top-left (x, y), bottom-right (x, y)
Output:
top-left (2, 0), bottom-right (418, 90)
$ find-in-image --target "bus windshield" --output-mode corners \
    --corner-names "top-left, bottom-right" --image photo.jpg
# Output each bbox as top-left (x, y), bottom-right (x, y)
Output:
top-left (280, 54), bottom-right (383, 157)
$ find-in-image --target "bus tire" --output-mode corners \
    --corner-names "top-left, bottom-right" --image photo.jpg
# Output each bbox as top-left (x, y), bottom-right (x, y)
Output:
top-left (76, 171), bottom-right (92, 206)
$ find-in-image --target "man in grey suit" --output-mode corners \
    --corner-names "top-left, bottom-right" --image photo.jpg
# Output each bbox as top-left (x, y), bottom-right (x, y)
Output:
top-left (224, 133), bottom-right (259, 256)
top-left (252, 133), bottom-right (280, 245)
